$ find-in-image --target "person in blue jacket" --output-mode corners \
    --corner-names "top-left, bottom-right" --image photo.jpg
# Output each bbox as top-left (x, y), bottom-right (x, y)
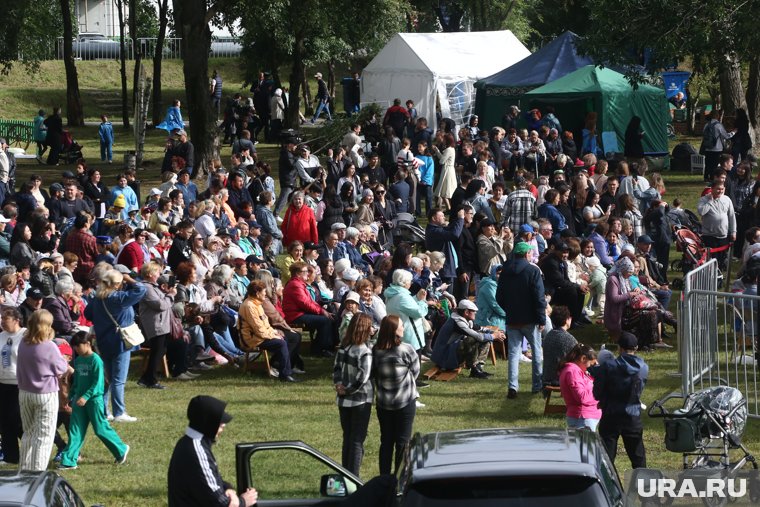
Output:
top-left (157, 99), bottom-right (185, 133)
top-left (537, 188), bottom-right (567, 240)
top-left (84, 268), bottom-right (146, 423)
top-left (98, 115), bottom-right (114, 164)
top-left (475, 265), bottom-right (506, 331)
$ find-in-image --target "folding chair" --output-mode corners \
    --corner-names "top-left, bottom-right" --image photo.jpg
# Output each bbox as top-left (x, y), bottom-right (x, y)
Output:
top-left (690, 154), bottom-right (705, 175)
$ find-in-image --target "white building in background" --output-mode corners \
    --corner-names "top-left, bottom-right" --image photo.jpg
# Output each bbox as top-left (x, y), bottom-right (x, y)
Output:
top-left (75, 0), bottom-right (128, 38)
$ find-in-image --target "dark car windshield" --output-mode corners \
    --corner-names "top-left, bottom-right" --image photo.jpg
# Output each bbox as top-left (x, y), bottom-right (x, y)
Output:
top-left (403, 476), bottom-right (610, 507)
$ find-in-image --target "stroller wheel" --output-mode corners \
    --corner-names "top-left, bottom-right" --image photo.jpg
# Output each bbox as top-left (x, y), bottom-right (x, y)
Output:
top-left (671, 278), bottom-right (683, 290)
top-left (670, 260), bottom-right (683, 272)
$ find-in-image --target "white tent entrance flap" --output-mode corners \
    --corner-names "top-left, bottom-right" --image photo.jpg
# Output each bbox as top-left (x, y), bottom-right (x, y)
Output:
top-left (437, 78), bottom-right (476, 128)
top-left (361, 31), bottom-right (530, 127)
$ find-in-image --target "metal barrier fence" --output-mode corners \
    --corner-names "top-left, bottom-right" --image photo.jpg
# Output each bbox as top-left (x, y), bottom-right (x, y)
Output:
top-left (0, 120), bottom-right (34, 149)
top-left (679, 258), bottom-right (760, 418)
top-left (54, 37), bottom-right (242, 60)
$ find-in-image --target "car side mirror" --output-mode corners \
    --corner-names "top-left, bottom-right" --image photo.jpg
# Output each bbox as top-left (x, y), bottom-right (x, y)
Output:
top-left (320, 474), bottom-right (348, 497)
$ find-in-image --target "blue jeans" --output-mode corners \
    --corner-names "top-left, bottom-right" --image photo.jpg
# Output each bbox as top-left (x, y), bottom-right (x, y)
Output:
top-left (100, 141), bottom-right (112, 162)
top-left (102, 351), bottom-right (131, 417)
top-left (214, 329), bottom-right (243, 357)
top-left (567, 416), bottom-right (600, 431)
top-left (416, 183), bottom-right (433, 217)
top-left (506, 325), bottom-right (543, 393)
top-left (312, 99), bottom-right (332, 122)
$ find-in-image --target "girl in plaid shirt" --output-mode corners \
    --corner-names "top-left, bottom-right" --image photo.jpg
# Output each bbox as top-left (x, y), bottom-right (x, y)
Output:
top-left (372, 315), bottom-right (419, 475)
top-left (333, 313), bottom-right (374, 476)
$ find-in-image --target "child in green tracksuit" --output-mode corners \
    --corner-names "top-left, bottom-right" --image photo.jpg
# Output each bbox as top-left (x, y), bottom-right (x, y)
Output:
top-left (58, 332), bottom-right (129, 470)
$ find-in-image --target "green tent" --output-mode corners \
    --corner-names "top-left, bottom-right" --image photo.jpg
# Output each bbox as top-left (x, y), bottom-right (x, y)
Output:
top-left (523, 65), bottom-right (670, 158)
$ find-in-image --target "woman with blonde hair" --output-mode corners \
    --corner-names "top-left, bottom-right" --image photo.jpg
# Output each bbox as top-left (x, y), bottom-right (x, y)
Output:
top-left (333, 313), bottom-right (374, 475)
top-left (17, 309), bottom-right (71, 471)
top-left (84, 268), bottom-right (146, 422)
top-left (253, 270), bottom-right (305, 372)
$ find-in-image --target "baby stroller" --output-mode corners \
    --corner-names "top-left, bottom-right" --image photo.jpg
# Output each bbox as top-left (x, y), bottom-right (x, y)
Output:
top-left (634, 388), bottom-right (760, 507)
top-left (670, 225), bottom-right (726, 289)
top-left (391, 212), bottom-right (426, 249)
top-left (60, 130), bottom-right (84, 164)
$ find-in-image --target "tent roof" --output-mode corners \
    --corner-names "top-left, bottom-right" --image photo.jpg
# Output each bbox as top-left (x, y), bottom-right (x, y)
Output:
top-left (476, 31), bottom-right (593, 89)
top-left (363, 31), bottom-right (530, 79)
top-left (525, 65), bottom-right (663, 96)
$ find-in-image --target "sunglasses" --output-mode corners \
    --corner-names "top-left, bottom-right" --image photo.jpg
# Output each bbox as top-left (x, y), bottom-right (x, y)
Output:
top-left (376, 190), bottom-right (386, 195)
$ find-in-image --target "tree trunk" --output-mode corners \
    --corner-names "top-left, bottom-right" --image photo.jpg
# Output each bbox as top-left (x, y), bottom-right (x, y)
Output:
top-left (747, 54), bottom-right (760, 153)
top-left (59, 0), bottom-right (84, 126)
top-left (718, 52), bottom-right (746, 115)
top-left (286, 34), bottom-right (306, 129)
top-left (116, 0), bottom-right (130, 129)
top-left (327, 59), bottom-right (336, 100)
top-left (173, 0), bottom-right (216, 178)
top-left (129, 0), bottom-right (141, 108)
top-left (152, 0), bottom-right (169, 126)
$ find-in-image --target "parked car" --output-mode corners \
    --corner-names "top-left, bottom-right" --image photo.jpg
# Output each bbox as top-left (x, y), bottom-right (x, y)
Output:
top-left (0, 470), bottom-right (97, 506)
top-left (210, 37), bottom-right (242, 57)
top-left (234, 427), bottom-right (625, 506)
top-left (72, 33), bottom-right (121, 60)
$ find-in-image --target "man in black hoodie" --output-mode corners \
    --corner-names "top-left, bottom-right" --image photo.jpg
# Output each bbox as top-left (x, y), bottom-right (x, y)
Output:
top-left (592, 332), bottom-right (649, 469)
top-left (168, 395), bottom-right (258, 507)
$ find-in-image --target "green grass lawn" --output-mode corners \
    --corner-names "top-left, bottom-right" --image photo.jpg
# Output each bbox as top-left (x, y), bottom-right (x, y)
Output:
top-left (4, 116), bottom-right (757, 505)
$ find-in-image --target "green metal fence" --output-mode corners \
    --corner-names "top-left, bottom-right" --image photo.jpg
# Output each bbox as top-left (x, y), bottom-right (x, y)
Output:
top-left (0, 120), bottom-right (34, 149)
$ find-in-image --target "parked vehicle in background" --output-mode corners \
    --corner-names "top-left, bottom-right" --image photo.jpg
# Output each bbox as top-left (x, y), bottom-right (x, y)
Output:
top-left (0, 470), bottom-right (97, 506)
top-left (210, 37), bottom-right (243, 57)
top-left (235, 427), bottom-right (625, 506)
top-left (72, 33), bottom-right (121, 60)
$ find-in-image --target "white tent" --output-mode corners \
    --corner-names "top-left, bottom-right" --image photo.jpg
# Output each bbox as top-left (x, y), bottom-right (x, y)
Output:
top-left (361, 31), bottom-right (530, 128)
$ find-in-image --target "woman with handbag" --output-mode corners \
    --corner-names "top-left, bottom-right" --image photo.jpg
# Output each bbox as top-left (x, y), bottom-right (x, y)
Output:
top-left (84, 267), bottom-right (146, 423)
top-left (373, 315), bottom-right (419, 475)
top-left (137, 262), bottom-right (175, 389)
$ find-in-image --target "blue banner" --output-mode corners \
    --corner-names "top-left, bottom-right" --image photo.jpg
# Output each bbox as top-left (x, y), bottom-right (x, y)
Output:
top-left (661, 71), bottom-right (690, 100)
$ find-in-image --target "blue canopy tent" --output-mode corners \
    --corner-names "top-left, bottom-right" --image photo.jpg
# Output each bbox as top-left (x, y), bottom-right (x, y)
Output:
top-left (474, 31), bottom-right (593, 129)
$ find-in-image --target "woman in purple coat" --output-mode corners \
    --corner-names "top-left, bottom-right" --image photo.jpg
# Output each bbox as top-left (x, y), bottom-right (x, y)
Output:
top-left (603, 257), bottom-right (636, 342)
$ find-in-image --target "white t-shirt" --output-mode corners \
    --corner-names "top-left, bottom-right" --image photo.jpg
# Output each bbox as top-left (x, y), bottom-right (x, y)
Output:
top-left (0, 328), bottom-right (27, 385)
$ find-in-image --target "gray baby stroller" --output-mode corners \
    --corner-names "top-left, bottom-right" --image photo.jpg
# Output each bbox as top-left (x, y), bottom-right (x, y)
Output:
top-left (391, 212), bottom-right (425, 249)
top-left (635, 387), bottom-right (760, 506)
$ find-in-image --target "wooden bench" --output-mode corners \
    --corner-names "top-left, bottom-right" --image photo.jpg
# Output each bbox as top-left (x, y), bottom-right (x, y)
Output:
top-left (543, 385), bottom-right (566, 416)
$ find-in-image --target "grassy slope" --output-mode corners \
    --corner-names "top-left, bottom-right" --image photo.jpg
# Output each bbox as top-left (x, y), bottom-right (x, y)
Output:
top-left (1, 70), bottom-right (757, 504)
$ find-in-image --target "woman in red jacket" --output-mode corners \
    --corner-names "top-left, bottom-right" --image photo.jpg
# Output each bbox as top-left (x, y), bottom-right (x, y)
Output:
top-left (282, 261), bottom-right (335, 357)
top-left (281, 191), bottom-right (318, 248)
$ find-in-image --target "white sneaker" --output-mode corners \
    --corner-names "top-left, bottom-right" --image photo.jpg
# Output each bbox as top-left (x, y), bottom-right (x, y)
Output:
top-left (107, 414), bottom-right (114, 422)
top-left (113, 414), bottom-right (138, 423)
top-left (174, 372), bottom-right (196, 380)
top-left (519, 354), bottom-right (532, 363)
top-left (585, 308), bottom-right (595, 317)
top-left (115, 444), bottom-right (129, 464)
top-left (415, 400), bottom-right (426, 408)
top-left (276, 216), bottom-right (284, 224)
top-left (268, 368), bottom-right (279, 378)
top-left (183, 371), bottom-right (200, 378)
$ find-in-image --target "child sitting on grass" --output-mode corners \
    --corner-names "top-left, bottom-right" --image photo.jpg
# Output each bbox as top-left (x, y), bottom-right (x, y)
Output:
top-left (58, 331), bottom-right (129, 470)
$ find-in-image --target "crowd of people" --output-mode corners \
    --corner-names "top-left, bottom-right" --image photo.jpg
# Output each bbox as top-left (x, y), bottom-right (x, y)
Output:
top-left (1, 91), bottom-right (759, 492)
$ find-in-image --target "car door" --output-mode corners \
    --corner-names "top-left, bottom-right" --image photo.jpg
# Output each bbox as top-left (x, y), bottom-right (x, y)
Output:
top-left (235, 441), bottom-right (363, 507)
